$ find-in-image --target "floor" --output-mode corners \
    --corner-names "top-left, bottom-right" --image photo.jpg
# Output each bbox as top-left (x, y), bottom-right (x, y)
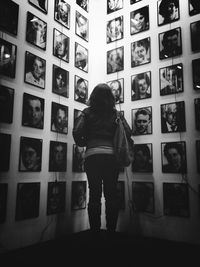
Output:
top-left (1, 230), bottom-right (200, 266)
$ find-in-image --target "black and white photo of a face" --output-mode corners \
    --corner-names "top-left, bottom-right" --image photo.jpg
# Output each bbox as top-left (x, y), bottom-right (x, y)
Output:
top-left (107, 47), bottom-right (124, 74)
top-left (75, 43), bottom-right (88, 72)
top-left (131, 38), bottom-right (150, 67)
top-left (54, 0), bottom-right (70, 28)
top-left (157, 0), bottom-right (180, 26)
top-left (76, 0), bottom-right (89, 12)
top-left (76, 11), bottom-right (89, 41)
top-left (107, 16), bottom-right (123, 43)
top-left (107, 0), bottom-right (123, 14)
top-left (53, 29), bottom-right (69, 62)
top-left (29, 0), bottom-right (48, 14)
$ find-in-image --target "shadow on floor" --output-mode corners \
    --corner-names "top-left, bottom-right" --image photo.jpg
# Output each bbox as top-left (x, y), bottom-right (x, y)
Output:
top-left (1, 230), bottom-right (199, 266)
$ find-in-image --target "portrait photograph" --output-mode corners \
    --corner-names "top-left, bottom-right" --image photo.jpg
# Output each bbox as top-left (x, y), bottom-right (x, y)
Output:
top-left (107, 78), bottom-right (124, 104)
top-left (54, 0), bottom-right (70, 29)
top-left (71, 181), bottom-right (87, 210)
top-left (161, 141), bottom-right (187, 173)
top-left (76, 0), bottom-right (89, 13)
top-left (51, 102), bottom-right (68, 134)
top-left (189, 0), bottom-right (200, 16)
top-left (26, 12), bottom-right (47, 50)
top-left (47, 181), bottom-right (66, 215)
top-left (0, 133), bottom-right (11, 172)
top-left (117, 180), bottom-right (125, 210)
top-left (163, 183), bottom-right (189, 217)
top-left (130, 5), bottom-right (149, 35)
top-left (49, 141), bottom-right (67, 172)
top-left (131, 71), bottom-right (151, 101)
top-left (107, 0), bottom-right (123, 14)
top-left (74, 75), bottom-right (88, 104)
top-left (0, 0), bottom-right (19, 36)
top-left (72, 144), bottom-right (86, 172)
top-left (157, 0), bottom-right (180, 26)
top-left (53, 28), bottom-right (70, 63)
top-left (131, 106), bottom-right (152, 136)
top-left (28, 0), bottom-right (48, 14)
top-left (196, 140), bottom-right (200, 173)
top-left (194, 98), bottom-right (200, 130)
top-left (132, 143), bottom-right (153, 173)
top-left (74, 109), bottom-right (82, 127)
top-left (159, 27), bottom-right (182, 60)
top-left (107, 16), bottom-right (123, 44)
top-left (131, 37), bottom-right (150, 68)
top-left (161, 101), bottom-right (186, 133)
top-left (159, 63), bottom-right (183, 96)
top-left (132, 182), bottom-right (154, 213)
top-left (107, 46), bottom-right (124, 74)
top-left (0, 38), bottom-right (17, 78)
top-left (24, 51), bottom-right (46, 89)
top-left (192, 58), bottom-right (200, 90)
top-left (75, 11), bottom-right (89, 42)
top-left (52, 64), bottom-right (69, 98)
top-left (190, 20), bottom-right (200, 53)
top-left (22, 93), bottom-right (44, 129)
top-left (15, 182), bottom-right (40, 221)
top-left (75, 42), bottom-right (88, 72)
top-left (131, 0), bottom-right (142, 4)
top-left (0, 85), bottom-right (14, 124)
top-left (0, 183), bottom-right (8, 223)
top-left (19, 136), bottom-right (43, 172)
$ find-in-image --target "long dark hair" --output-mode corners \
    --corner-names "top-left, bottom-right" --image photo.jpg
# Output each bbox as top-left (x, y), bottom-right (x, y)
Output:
top-left (88, 83), bottom-right (116, 115)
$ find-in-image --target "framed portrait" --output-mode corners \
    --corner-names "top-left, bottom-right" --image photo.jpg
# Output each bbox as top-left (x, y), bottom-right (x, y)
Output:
top-left (76, 0), bottom-right (89, 13)
top-left (74, 42), bottom-right (88, 72)
top-left (71, 181), bottom-right (87, 210)
top-left (47, 181), bottom-right (66, 215)
top-left (131, 37), bottom-right (150, 68)
top-left (107, 78), bottom-right (124, 104)
top-left (194, 98), bottom-right (200, 130)
top-left (0, 85), bottom-right (14, 124)
top-left (131, 71), bottom-right (151, 101)
top-left (74, 75), bottom-right (88, 104)
top-left (28, 0), bottom-right (48, 14)
top-left (107, 46), bottom-right (124, 74)
top-left (0, 133), bottom-right (11, 172)
top-left (132, 143), bottom-right (153, 173)
top-left (189, 0), bottom-right (200, 16)
top-left (15, 182), bottom-right (40, 221)
top-left (157, 0), bottom-right (180, 26)
top-left (24, 51), bottom-right (46, 89)
top-left (131, 106), bottom-right (152, 136)
top-left (196, 140), bottom-right (200, 173)
top-left (117, 180), bottom-right (125, 210)
top-left (52, 65), bottom-right (69, 98)
top-left (190, 20), bottom-right (200, 53)
top-left (51, 102), bottom-right (68, 134)
top-left (159, 27), bottom-right (182, 60)
top-left (0, 1), bottom-right (19, 36)
top-left (74, 109), bottom-right (82, 127)
top-left (0, 183), bottom-right (8, 223)
top-left (0, 38), bottom-right (17, 78)
top-left (54, 0), bottom-right (70, 29)
top-left (159, 63), bottom-right (183, 96)
top-left (107, 16), bottom-right (123, 44)
top-left (130, 0), bottom-right (142, 4)
top-left (192, 58), bottom-right (200, 90)
top-left (163, 183), bottom-right (189, 217)
top-left (53, 28), bottom-right (70, 63)
top-left (26, 12), bottom-right (47, 50)
top-left (161, 141), bottom-right (187, 173)
top-left (22, 93), bottom-right (44, 129)
top-left (72, 144), bottom-right (86, 172)
top-left (49, 141), bottom-right (67, 172)
top-left (130, 5), bottom-right (149, 35)
top-left (161, 101), bottom-right (186, 133)
top-left (107, 0), bottom-right (123, 14)
top-left (19, 136), bottom-right (43, 172)
top-left (132, 182), bottom-right (154, 213)
top-left (75, 11), bottom-right (89, 42)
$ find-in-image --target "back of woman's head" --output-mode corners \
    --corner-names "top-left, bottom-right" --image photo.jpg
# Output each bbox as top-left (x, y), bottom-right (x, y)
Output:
top-left (88, 83), bottom-right (115, 114)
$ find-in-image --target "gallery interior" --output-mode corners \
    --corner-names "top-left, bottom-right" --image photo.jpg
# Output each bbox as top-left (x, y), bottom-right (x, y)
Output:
top-left (0, 0), bottom-right (200, 260)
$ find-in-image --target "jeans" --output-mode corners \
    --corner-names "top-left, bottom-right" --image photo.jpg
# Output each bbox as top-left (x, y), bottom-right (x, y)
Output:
top-left (84, 154), bottom-right (120, 231)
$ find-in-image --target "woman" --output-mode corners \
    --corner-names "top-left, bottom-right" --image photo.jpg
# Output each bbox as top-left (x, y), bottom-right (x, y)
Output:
top-left (73, 83), bottom-right (132, 233)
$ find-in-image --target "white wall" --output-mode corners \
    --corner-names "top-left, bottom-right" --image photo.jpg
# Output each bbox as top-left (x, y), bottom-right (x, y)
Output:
top-left (0, 0), bottom-right (200, 252)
